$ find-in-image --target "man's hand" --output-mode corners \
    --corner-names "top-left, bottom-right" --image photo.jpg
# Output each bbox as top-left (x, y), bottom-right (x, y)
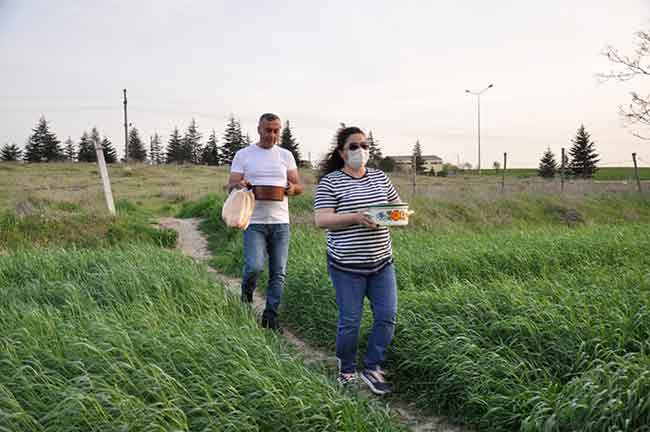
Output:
top-left (286, 181), bottom-right (304, 196)
top-left (228, 172), bottom-right (251, 193)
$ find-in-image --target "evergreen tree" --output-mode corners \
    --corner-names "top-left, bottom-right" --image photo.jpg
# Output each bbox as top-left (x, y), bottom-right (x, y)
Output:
top-left (221, 115), bottom-right (246, 165)
top-left (182, 119), bottom-right (203, 164)
top-left (149, 133), bottom-right (163, 164)
top-left (412, 139), bottom-right (425, 174)
top-left (280, 120), bottom-right (302, 166)
top-left (76, 131), bottom-right (96, 162)
top-left (538, 147), bottom-right (558, 178)
top-left (63, 137), bottom-right (76, 162)
top-left (23, 135), bottom-right (41, 162)
top-left (38, 116), bottom-right (63, 161)
top-left (102, 136), bottom-right (117, 163)
top-left (24, 116), bottom-right (63, 162)
top-left (201, 129), bottom-right (221, 165)
top-left (166, 127), bottom-right (184, 164)
top-left (127, 127), bottom-right (147, 162)
top-left (569, 125), bottom-right (599, 179)
top-left (1, 143), bottom-right (22, 161)
top-left (378, 156), bottom-right (396, 173)
top-left (367, 130), bottom-right (383, 168)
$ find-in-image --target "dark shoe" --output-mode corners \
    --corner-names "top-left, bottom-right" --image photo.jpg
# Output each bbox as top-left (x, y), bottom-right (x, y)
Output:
top-left (241, 282), bottom-right (255, 303)
top-left (361, 367), bottom-right (391, 395)
top-left (261, 312), bottom-right (282, 333)
top-left (337, 372), bottom-right (358, 389)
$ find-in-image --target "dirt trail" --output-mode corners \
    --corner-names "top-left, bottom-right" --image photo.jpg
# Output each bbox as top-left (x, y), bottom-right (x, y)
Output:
top-left (157, 217), bottom-right (468, 432)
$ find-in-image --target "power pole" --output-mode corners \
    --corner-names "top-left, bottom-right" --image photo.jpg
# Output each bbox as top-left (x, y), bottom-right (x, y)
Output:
top-left (123, 88), bottom-right (128, 163)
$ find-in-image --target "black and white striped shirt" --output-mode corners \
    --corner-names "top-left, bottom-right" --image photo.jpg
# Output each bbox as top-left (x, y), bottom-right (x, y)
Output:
top-left (314, 168), bottom-right (400, 273)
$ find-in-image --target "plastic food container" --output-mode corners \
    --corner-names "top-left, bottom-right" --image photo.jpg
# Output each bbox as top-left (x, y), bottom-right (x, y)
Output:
top-left (365, 203), bottom-right (414, 226)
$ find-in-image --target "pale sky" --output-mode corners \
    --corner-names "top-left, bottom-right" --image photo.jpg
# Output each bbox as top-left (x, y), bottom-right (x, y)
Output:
top-left (2, 0), bottom-right (650, 167)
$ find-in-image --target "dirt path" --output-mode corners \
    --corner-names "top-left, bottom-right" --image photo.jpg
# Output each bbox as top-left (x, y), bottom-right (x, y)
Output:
top-left (157, 217), bottom-right (468, 432)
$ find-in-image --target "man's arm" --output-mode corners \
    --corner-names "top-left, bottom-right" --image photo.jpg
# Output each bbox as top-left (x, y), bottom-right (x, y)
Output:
top-left (228, 172), bottom-right (250, 193)
top-left (286, 169), bottom-right (304, 196)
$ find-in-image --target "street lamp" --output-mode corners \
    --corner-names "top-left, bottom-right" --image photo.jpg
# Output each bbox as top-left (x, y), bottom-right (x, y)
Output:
top-left (465, 83), bottom-right (493, 176)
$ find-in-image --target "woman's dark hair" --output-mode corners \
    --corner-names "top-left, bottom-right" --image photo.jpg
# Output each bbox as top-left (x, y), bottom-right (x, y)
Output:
top-left (317, 125), bottom-right (364, 182)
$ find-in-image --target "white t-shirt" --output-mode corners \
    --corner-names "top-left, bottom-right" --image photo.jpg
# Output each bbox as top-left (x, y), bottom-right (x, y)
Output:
top-left (230, 143), bottom-right (298, 224)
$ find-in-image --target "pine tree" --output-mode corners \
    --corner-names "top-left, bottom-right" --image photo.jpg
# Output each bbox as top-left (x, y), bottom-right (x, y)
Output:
top-left (127, 127), bottom-right (147, 162)
top-left (23, 135), bottom-right (41, 162)
top-left (166, 127), bottom-right (184, 164)
top-left (280, 120), bottom-right (302, 167)
top-left (569, 125), bottom-right (599, 179)
top-left (24, 116), bottom-right (63, 162)
top-left (412, 139), bottom-right (425, 174)
top-left (149, 133), bottom-right (163, 164)
top-left (1, 143), bottom-right (22, 161)
top-left (63, 137), bottom-right (76, 162)
top-left (76, 131), bottom-right (96, 162)
top-left (367, 130), bottom-right (383, 168)
top-left (182, 119), bottom-right (203, 164)
top-left (221, 115), bottom-right (246, 165)
top-left (538, 147), bottom-right (558, 178)
top-left (201, 129), bottom-right (220, 165)
top-left (37, 116), bottom-right (63, 161)
top-left (102, 136), bottom-right (117, 163)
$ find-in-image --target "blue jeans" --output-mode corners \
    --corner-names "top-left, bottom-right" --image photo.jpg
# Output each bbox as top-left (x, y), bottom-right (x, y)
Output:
top-left (241, 223), bottom-right (290, 316)
top-left (328, 263), bottom-right (398, 374)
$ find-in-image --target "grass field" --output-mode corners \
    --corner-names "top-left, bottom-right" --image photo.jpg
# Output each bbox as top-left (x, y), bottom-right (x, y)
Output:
top-left (2, 162), bottom-right (650, 431)
top-left (181, 192), bottom-right (650, 431)
top-left (0, 163), bottom-right (405, 431)
top-left (459, 166), bottom-right (650, 181)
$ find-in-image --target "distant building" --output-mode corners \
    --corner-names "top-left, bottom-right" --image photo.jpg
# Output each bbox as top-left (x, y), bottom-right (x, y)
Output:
top-left (389, 155), bottom-right (444, 174)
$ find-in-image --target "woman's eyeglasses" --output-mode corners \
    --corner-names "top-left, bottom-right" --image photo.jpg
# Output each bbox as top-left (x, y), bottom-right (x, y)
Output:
top-left (348, 142), bottom-right (369, 151)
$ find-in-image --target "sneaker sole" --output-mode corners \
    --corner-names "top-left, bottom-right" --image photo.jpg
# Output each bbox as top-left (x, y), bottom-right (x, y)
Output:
top-left (360, 373), bottom-right (390, 395)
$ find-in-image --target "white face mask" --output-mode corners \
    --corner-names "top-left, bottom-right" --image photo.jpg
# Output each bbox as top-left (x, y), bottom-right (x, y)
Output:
top-left (347, 148), bottom-right (369, 169)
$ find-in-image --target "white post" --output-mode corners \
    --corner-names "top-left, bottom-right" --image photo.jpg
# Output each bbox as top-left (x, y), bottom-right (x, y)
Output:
top-left (94, 138), bottom-right (116, 216)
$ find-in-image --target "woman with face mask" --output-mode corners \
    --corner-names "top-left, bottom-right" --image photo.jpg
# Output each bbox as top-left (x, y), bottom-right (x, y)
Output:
top-left (314, 126), bottom-right (401, 395)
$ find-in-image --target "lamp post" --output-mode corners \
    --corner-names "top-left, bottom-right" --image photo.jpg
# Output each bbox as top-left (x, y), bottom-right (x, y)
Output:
top-left (465, 84), bottom-right (493, 176)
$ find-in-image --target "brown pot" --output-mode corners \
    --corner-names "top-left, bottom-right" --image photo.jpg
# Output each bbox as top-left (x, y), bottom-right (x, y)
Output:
top-left (252, 185), bottom-right (286, 201)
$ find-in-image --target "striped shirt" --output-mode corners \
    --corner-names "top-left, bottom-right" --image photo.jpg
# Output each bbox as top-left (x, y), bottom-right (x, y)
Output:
top-left (314, 168), bottom-right (400, 273)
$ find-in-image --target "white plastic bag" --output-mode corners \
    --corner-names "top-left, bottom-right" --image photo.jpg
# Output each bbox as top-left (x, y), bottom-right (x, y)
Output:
top-left (221, 188), bottom-right (255, 230)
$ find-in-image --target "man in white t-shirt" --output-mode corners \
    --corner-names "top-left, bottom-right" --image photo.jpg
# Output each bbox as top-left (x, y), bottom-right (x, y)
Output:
top-left (228, 113), bottom-right (303, 331)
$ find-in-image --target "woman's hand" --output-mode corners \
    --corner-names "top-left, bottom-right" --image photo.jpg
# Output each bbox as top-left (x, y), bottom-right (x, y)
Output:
top-left (354, 211), bottom-right (378, 229)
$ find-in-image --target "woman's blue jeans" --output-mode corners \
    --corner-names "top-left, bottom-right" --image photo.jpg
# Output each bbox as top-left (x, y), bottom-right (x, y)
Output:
top-left (328, 262), bottom-right (398, 374)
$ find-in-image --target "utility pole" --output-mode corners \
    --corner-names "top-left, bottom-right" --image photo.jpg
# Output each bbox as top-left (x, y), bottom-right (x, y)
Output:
top-left (123, 88), bottom-right (128, 163)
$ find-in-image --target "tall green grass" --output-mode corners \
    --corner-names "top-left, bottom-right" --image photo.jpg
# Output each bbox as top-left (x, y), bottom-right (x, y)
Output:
top-left (0, 247), bottom-right (404, 431)
top-left (0, 198), bottom-right (177, 251)
top-left (184, 194), bottom-right (650, 431)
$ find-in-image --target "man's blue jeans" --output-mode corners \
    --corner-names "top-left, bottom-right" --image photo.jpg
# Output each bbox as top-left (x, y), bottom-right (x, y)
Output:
top-left (241, 223), bottom-right (290, 316)
top-left (328, 262), bottom-right (398, 374)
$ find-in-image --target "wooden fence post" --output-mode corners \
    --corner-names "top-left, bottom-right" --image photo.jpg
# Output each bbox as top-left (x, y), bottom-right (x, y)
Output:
top-left (501, 152), bottom-right (507, 193)
top-left (633, 152), bottom-right (643, 195)
top-left (94, 137), bottom-right (116, 216)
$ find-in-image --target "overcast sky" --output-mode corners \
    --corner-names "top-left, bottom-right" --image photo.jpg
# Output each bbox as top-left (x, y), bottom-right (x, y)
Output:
top-left (2, 0), bottom-right (650, 167)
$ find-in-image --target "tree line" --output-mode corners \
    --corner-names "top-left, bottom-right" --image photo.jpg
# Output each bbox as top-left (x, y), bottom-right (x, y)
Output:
top-left (0, 115), bottom-right (309, 167)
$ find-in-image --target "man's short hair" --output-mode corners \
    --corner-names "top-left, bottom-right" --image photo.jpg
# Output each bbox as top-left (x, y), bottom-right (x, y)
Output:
top-left (258, 113), bottom-right (280, 125)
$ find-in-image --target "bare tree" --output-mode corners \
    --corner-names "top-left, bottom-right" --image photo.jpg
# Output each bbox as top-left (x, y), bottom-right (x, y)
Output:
top-left (599, 30), bottom-right (650, 139)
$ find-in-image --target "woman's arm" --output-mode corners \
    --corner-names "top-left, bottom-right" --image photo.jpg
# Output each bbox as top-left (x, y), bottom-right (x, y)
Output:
top-left (314, 208), bottom-right (377, 229)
